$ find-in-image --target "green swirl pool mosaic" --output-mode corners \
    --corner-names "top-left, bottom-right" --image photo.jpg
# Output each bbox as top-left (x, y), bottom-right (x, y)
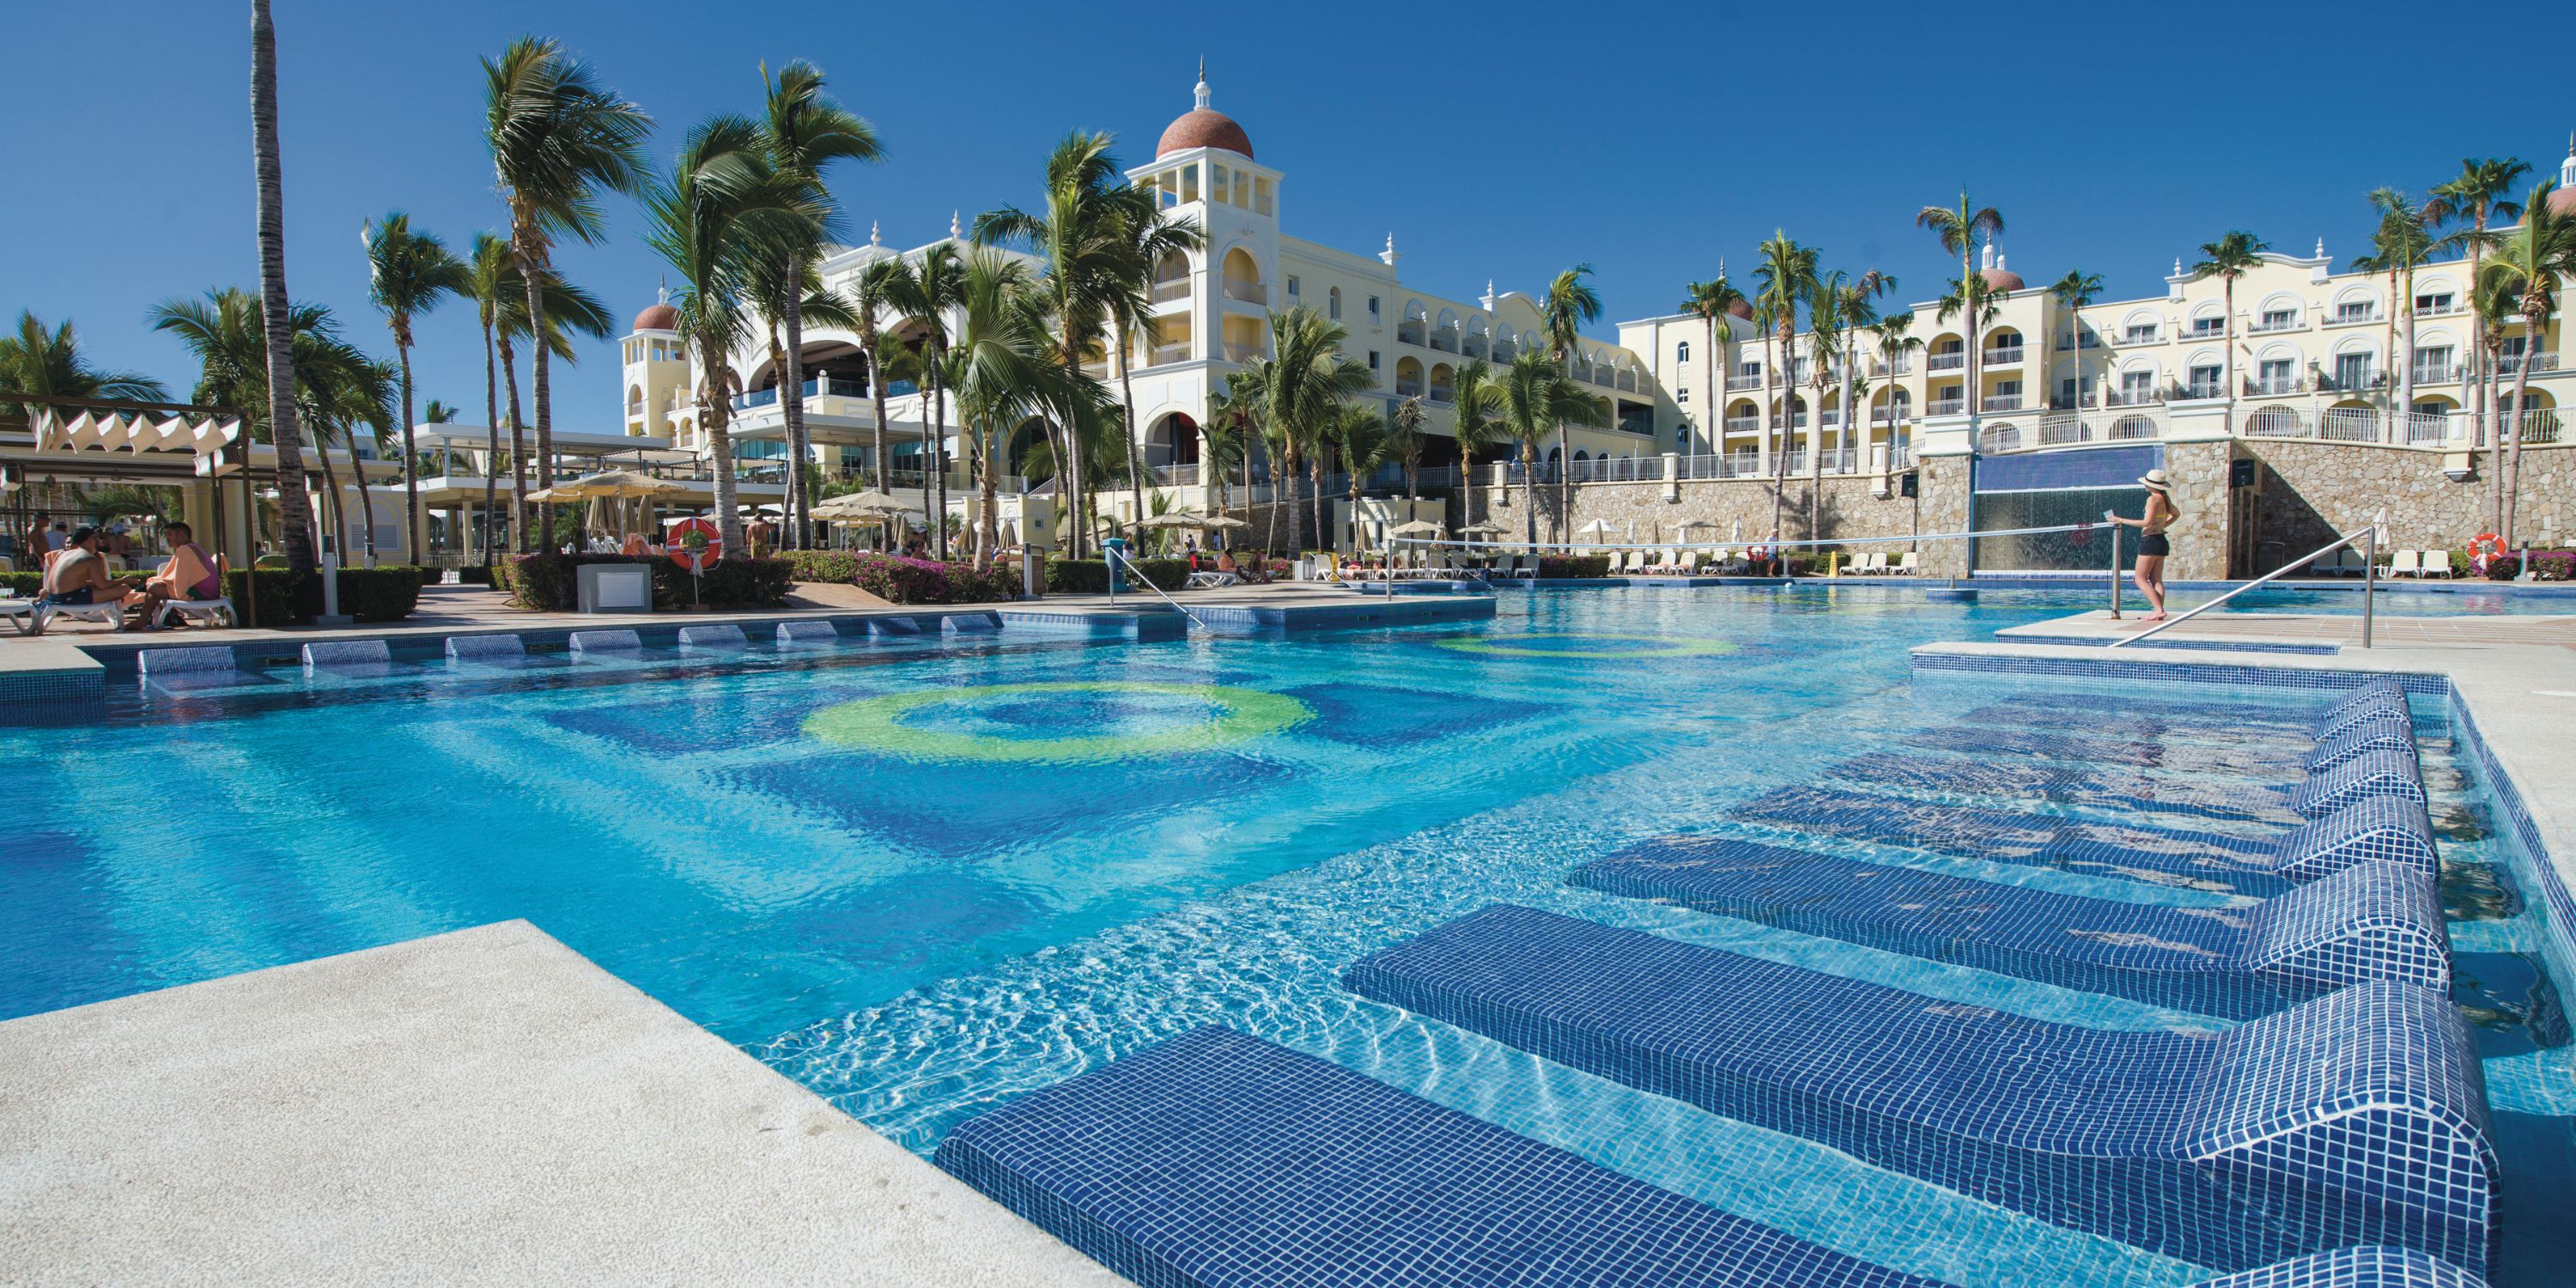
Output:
top-left (804, 681), bottom-right (1312, 763)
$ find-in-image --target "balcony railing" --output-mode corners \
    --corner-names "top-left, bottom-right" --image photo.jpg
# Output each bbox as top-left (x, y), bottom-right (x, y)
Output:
top-left (2054, 331), bottom-right (2103, 351)
top-left (2410, 364), bottom-right (2458, 385)
top-left (1430, 328), bottom-right (1459, 353)
top-left (1676, 451), bottom-right (1763, 480)
top-left (1926, 351), bottom-right (1965, 371)
top-left (1462, 338), bottom-right (1487, 359)
top-left (2494, 351), bottom-right (2561, 376)
top-left (2247, 315), bottom-right (2303, 334)
top-left (1396, 323), bottom-right (1426, 345)
top-left (2119, 329), bottom-right (2160, 346)
top-left (1982, 346), bottom-right (2026, 367)
top-left (2180, 382), bottom-right (2226, 401)
top-left (1394, 379), bottom-right (1425, 398)
top-left (1220, 280), bottom-right (1267, 306)
top-left (1868, 358), bottom-right (1912, 377)
top-left (2414, 300), bottom-right (2462, 317)
top-left (1428, 387), bottom-right (1455, 405)
top-left (2330, 307), bottom-right (2379, 325)
top-left (1871, 405), bottom-right (1910, 425)
top-left (1926, 398), bottom-right (1965, 416)
top-left (1726, 374), bottom-right (1764, 391)
top-left (1722, 415), bottom-right (1760, 434)
top-left (2105, 388), bottom-right (2165, 407)
top-left (2315, 371), bottom-right (2385, 393)
top-left (1981, 394), bottom-right (2024, 412)
top-left (1147, 343), bottom-right (1192, 367)
top-left (2187, 323), bottom-right (2227, 339)
top-left (730, 375), bottom-right (870, 410)
top-left (2244, 375), bottom-right (2307, 397)
top-left (1151, 279), bottom-right (1190, 302)
top-left (1223, 341), bottom-right (1265, 363)
top-left (2517, 407), bottom-right (2564, 446)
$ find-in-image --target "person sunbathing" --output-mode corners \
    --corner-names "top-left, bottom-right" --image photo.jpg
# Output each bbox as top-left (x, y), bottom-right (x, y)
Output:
top-left (41, 526), bottom-right (139, 623)
top-left (128, 522), bottom-right (222, 630)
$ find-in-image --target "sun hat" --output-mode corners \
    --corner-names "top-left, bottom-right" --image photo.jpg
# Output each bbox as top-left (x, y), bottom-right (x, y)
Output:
top-left (2136, 469), bottom-right (2172, 493)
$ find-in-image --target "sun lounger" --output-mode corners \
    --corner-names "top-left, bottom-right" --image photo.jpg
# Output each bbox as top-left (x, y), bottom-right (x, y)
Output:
top-left (32, 597), bottom-right (128, 635)
top-left (1343, 905), bottom-right (2495, 1277)
top-left (0, 592), bottom-right (35, 636)
top-left (1673, 550), bottom-right (1703, 574)
top-left (1894, 551), bottom-right (1919, 574)
top-left (2388, 550), bottom-right (2421, 578)
top-left (2421, 550), bottom-right (2453, 579)
top-left (1185, 571), bottom-right (1239, 588)
top-left (1825, 752), bottom-right (2308, 825)
top-left (1570, 836), bottom-right (2447, 1019)
top-left (933, 1024), bottom-right (2464, 1288)
top-left (1731, 787), bottom-right (2438, 897)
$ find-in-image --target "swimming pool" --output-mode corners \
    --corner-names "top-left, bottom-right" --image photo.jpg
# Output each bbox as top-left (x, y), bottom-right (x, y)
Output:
top-left (3, 586), bottom-right (2567, 1285)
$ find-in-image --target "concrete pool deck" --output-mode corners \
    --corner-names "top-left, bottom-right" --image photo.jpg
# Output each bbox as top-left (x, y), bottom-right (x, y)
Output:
top-left (0, 920), bottom-right (1126, 1287)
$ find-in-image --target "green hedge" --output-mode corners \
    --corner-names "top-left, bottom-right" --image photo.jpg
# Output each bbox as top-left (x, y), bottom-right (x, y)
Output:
top-left (1043, 557), bottom-right (1194, 594)
top-left (781, 550), bottom-right (1017, 604)
top-left (2, 567), bottom-right (421, 625)
top-left (495, 553), bottom-right (793, 612)
top-left (1537, 555), bottom-right (1612, 578)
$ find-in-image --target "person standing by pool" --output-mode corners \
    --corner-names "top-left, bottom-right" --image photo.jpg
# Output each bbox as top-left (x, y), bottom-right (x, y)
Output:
top-left (2110, 469), bottom-right (2179, 621)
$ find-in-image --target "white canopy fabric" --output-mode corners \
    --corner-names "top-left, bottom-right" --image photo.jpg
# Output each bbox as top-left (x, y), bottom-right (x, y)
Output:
top-left (1387, 519), bottom-right (1445, 537)
top-left (1575, 519), bottom-right (1619, 537)
top-left (30, 409), bottom-right (243, 455)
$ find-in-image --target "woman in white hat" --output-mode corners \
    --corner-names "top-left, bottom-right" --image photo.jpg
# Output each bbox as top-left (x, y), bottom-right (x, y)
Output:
top-left (2109, 469), bottom-right (2179, 620)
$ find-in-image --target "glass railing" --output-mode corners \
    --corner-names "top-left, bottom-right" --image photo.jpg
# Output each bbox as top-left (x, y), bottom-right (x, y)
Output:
top-left (1927, 352), bottom-right (1965, 371)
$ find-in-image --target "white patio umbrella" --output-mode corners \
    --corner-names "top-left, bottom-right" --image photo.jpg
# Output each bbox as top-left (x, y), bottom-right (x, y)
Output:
top-left (1387, 519), bottom-right (1445, 537)
top-left (1575, 519), bottom-right (1618, 538)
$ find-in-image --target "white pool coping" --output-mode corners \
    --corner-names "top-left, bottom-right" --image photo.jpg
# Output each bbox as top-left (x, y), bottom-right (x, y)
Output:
top-left (0, 920), bottom-right (1126, 1286)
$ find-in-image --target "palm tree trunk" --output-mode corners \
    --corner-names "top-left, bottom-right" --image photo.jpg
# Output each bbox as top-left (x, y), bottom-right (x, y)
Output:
top-left (481, 318), bottom-right (499, 568)
top-left (1119, 324), bottom-right (1146, 531)
top-left (1308, 457), bottom-right (1325, 556)
top-left (707, 368), bottom-right (744, 558)
top-left (500, 333), bottom-right (527, 553)
top-left (2396, 266), bottom-right (2416, 440)
top-left (781, 246), bottom-right (811, 551)
top-left (312, 431), bottom-right (349, 559)
top-left (2468, 221), bottom-right (2488, 449)
top-left (1808, 372), bottom-right (1827, 538)
top-left (1519, 440), bottom-right (1539, 551)
top-left (865, 333), bottom-right (889, 491)
top-left (249, 0), bottom-right (316, 572)
top-left (1282, 443), bottom-right (1302, 552)
top-left (1768, 325), bottom-right (1787, 538)
top-left (2504, 349), bottom-right (2534, 550)
top-left (351, 434), bottom-right (380, 563)
top-left (1348, 474), bottom-right (1364, 557)
top-left (933, 380), bottom-right (951, 561)
top-left (513, 232), bottom-right (557, 547)
top-left (396, 333), bottom-right (421, 561)
top-left (2221, 279), bottom-right (2237, 397)
top-left (1703, 314), bottom-right (1717, 458)
top-left (976, 413), bottom-right (1000, 571)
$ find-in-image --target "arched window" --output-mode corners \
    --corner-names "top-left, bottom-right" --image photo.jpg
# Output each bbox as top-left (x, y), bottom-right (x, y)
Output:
top-left (1676, 340), bottom-right (1691, 364)
top-left (1328, 287), bottom-right (1342, 320)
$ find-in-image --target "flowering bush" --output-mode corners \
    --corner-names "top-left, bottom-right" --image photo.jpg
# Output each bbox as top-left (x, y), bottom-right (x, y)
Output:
top-left (497, 554), bottom-right (793, 611)
top-left (782, 550), bottom-right (1017, 604)
top-left (2527, 551), bottom-right (2574, 582)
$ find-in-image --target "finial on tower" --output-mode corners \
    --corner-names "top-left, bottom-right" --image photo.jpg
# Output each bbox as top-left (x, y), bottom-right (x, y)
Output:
top-left (1480, 279), bottom-right (1496, 310)
top-left (657, 277), bottom-right (669, 307)
top-left (2562, 132), bottom-right (2575, 185)
top-left (870, 221), bottom-right (882, 248)
top-left (1194, 58), bottom-right (1212, 111)
top-left (951, 210), bottom-right (961, 239)
top-left (1380, 233), bottom-right (1398, 268)
top-left (1978, 241), bottom-right (1996, 271)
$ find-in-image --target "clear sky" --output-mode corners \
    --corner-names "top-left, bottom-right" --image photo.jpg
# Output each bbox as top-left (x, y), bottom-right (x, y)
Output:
top-left (5, 0), bottom-right (2561, 428)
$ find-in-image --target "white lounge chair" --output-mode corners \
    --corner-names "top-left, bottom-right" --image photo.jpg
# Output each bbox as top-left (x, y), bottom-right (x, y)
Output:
top-left (1860, 552), bottom-right (1889, 574)
top-left (0, 591), bottom-right (36, 635)
top-left (2420, 550), bottom-right (2453, 579)
top-left (1620, 550), bottom-right (1649, 575)
top-left (1894, 551), bottom-right (1920, 575)
top-left (33, 597), bottom-right (129, 635)
top-left (1672, 550), bottom-right (1702, 574)
top-left (2388, 550), bottom-right (2421, 578)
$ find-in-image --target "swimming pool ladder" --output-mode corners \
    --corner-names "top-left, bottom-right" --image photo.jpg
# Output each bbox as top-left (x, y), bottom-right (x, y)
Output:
top-left (1103, 543), bottom-right (1209, 631)
top-left (2110, 520), bottom-right (2380, 650)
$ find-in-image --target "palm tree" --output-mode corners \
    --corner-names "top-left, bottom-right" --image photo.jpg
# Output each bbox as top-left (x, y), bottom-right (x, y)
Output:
top-left (2190, 230), bottom-right (2270, 399)
top-left (2366, 190), bottom-right (2435, 416)
top-left (1334, 403), bottom-right (1394, 556)
top-left (1386, 395), bottom-right (1427, 510)
top-left (944, 246), bottom-right (1097, 568)
top-left (1677, 272), bottom-right (1746, 457)
top-left (1752, 232), bottom-right (1819, 536)
top-left (361, 210), bottom-right (471, 560)
top-left (972, 133), bottom-right (1134, 557)
top-left (1827, 270), bottom-right (1896, 469)
top-left (2430, 158), bottom-right (2530, 448)
top-left (1448, 357), bottom-right (1503, 534)
top-left (465, 233), bottom-right (512, 562)
top-left (2468, 270), bottom-right (2520, 535)
top-left (1804, 271), bottom-right (1846, 535)
top-left (1236, 307), bottom-right (1370, 556)
top-left (1540, 265), bottom-right (1603, 525)
top-left (2477, 177), bottom-right (2576, 549)
top-left (844, 258), bottom-right (902, 492)
top-left (747, 252), bottom-right (860, 503)
top-left (882, 241), bottom-right (965, 558)
top-left (1916, 189), bottom-right (2004, 422)
top-left (1497, 349), bottom-right (1610, 550)
top-left (1201, 378), bottom-right (1252, 534)
top-left (250, 0), bottom-right (318, 570)
top-left (0, 313), bottom-right (167, 412)
top-left (758, 59), bottom-right (882, 550)
top-left (641, 113), bottom-right (812, 558)
top-left (1869, 310), bottom-right (1922, 453)
top-left (1101, 185), bottom-right (1205, 535)
top-left (483, 37), bottom-right (650, 549)
top-left (2045, 269), bottom-right (2103, 416)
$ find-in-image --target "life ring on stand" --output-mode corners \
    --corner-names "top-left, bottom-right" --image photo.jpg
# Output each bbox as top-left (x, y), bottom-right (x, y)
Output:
top-left (2467, 532), bottom-right (2506, 562)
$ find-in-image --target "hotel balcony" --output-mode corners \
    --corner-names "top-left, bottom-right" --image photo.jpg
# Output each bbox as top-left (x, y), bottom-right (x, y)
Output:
top-left (2243, 376), bottom-right (2308, 397)
top-left (1981, 346), bottom-right (2025, 367)
top-left (2118, 329), bottom-right (2160, 346)
top-left (1222, 341), bottom-right (1263, 362)
top-left (1867, 358), bottom-right (1912, 377)
top-left (1220, 279), bottom-right (1267, 306)
top-left (1151, 279), bottom-right (1190, 303)
top-left (1429, 327), bottom-right (1459, 354)
top-left (1926, 351), bottom-right (1965, 372)
top-left (2414, 300), bottom-right (2463, 318)
top-left (2105, 389), bottom-right (2166, 408)
top-left (1147, 343), bottom-right (1192, 368)
top-left (1396, 322), bottom-right (1426, 346)
top-left (2329, 307), bottom-right (2379, 326)
top-left (1981, 394), bottom-right (2023, 413)
top-left (2410, 364), bottom-right (2459, 385)
top-left (1722, 415), bottom-right (1759, 434)
top-left (2246, 315), bottom-right (2304, 334)
top-left (1726, 374), bottom-right (1764, 391)
top-left (2495, 352), bottom-right (2561, 376)
top-left (1926, 397), bottom-right (1965, 416)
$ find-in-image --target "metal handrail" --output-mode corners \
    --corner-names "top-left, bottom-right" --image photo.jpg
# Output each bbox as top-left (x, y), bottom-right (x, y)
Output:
top-left (2108, 522), bottom-right (2379, 649)
top-left (1103, 542), bottom-right (1207, 630)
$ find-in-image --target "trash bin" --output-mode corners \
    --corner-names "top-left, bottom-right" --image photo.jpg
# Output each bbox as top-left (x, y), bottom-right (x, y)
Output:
top-left (577, 563), bottom-right (653, 613)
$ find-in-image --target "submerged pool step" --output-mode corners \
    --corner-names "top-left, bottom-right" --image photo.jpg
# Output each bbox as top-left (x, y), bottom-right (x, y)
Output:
top-left (2289, 750), bottom-right (2426, 817)
top-left (1343, 905), bottom-right (2494, 1278)
top-left (1571, 837), bottom-right (2449, 1019)
top-left (2304, 713), bottom-right (2420, 774)
top-left (1826, 753), bottom-right (2304, 826)
top-left (934, 1025), bottom-right (2465, 1288)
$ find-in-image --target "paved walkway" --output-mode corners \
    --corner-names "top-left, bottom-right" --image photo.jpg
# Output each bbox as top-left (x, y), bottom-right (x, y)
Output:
top-left (2004, 609), bottom-right (2576, 650)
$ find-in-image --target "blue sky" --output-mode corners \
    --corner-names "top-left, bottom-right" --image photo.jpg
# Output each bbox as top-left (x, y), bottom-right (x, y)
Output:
top-left (5, 1), bottom-right (2561, 428)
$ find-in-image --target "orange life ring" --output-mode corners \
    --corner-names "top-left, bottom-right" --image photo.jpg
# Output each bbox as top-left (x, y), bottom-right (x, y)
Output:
top-left (2467, 533), bottom-right (2506, 561)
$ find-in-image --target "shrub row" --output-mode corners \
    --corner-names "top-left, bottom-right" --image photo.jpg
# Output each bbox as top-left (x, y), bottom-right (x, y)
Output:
top-left (495, 553), bottom-right (794, 611)
top-left (779, 550), bottom-right (1018, 604)
top-left (1537, 555), bottom-right (1613, 578)
top-left (1, 567), bottom-right (422, 625)
top-left (1043, 557), bottom-right (1198, 594)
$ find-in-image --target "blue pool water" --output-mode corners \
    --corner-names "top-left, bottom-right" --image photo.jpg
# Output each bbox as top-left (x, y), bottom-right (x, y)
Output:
top-left (3, 585), bottom-right (2569, 1286)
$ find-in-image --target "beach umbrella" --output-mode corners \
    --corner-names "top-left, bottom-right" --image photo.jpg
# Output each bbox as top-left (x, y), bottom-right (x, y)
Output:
top-left (811, 489), bottom-right (908, 518)
top-left (1457, 520), bottom-right (1507, 536)
top-left (1388, 519), bottom-right (1445, 537)
top-left (1575, 519), bottom-right (1618, 538)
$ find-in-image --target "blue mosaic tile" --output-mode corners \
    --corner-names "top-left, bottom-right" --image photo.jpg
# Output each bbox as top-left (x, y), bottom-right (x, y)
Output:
top-left (2305, 715), bottom-right (2419, 775)
top-left (677, 623), bottom-right (748, 650)
top-left (2191, 1247), bottom-right (2482, 1288)
top-left (567, 629), bottom-right (641, 654)
top-left (2289, 751), bottom-right (2426, 819)
top-left (775, 619), bottom-right (842, 646)
top-left (1342, 905), bottom-right (2495, 1276)
top-left (865, 615), bottom-right (924, 636)
top-left (2320, 678), bottom-right (2409, 729)
top-left (300, 639), bottom-right (389, 668)
top-left (0, 668), bottom-right (105, 726)
top-left (135, 645), bottom-right (237, 673)
top-left (443, 633), bottom-right (525, 659)
top-left (1570, 836), bottom-right (2449, 1020)
top-left (1734, 787), bottom-right (2439, 898)
top-left (1910, 653), bottom-right (2447, 706)
top-left (1960, 700), bottom-right (2315, 738)
top-left (933, 1025), bottom-right (1947, 1288)
top-left (943, 611), bottom-right (1002, 634)
top-left (1280, 682), bottom-right (1545, 749)
top-left (1826, 751), bottom-right (2304, 826)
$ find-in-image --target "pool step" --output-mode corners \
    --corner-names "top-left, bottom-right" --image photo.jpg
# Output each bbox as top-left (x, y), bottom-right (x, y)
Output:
top-left (1342, 904), bottom-right (2494, 1277)
top-left (444, 633), bottom-right (526, 660)
top-left (2289, 750), bottom-right (2426, 817)
top-left (677, 623), bottom-right (748, 651)
top-left (1571, 837), bottom-right (2448, 1019)
top-left (938, 1024), bottom-right (2485, 1288)
top-left (300, 639), bottom-right (389, 669)
top-left (568, 629), bottom-right (641, 655)
top-left (775, 619), bottom-right (841, 646)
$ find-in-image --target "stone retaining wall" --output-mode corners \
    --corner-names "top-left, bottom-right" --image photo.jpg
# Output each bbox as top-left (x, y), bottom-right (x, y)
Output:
top-left (2245, 442), bottom-right (2570, 571)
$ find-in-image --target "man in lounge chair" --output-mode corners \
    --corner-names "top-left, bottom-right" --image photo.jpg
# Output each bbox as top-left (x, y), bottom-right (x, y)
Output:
top-left (130, 521), bottom-right (222, 629)
top-left (40, 526), bottom-right (140, 624)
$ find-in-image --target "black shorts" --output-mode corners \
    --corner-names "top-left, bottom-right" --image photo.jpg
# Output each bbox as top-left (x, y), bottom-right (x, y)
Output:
top-left (46, 586), bottom-right (97, 605)
top-left (2137, 533), bottom-right (2171, 558)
